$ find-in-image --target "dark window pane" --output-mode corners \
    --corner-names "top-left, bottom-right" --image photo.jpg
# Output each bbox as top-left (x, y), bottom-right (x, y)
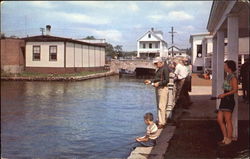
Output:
top-left (49, 46), bottom-right (57, 61)
top-left (51, 54), bottom-right (57, 60)
top-left (34, 54), bottom-right (40, 60)
top-left (33, 46), bottom-right (40, 61)
top-left (197, 45), bottom-right (202, 58)
top-left (155, 43), bottom-right (158, 48)
top-left (197, 66), bottom-right (203, 71)
top-left (149, 43), bottom-right (152, 48)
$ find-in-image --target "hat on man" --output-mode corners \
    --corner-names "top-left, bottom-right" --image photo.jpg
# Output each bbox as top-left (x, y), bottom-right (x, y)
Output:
top-left (153, 57), bottom-right (163, 64)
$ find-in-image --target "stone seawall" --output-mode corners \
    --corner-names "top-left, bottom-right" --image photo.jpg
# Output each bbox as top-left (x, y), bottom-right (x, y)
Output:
top-left (1, 71), bottom-right (117, 81)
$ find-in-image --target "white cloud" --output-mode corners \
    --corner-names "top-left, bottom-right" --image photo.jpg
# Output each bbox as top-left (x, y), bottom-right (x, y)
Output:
top-left (161, 1), bottom-right (179, 8)
top-left (52, 12), bottom-right (110, 25)
top-left (148, 10), bottom-right (193, 22)
top-left (128, 2), bottom-right (139, 12)
top-left (67, 1), bottom-right (114, 9)
top-left (184, 25), bottom-right (195, 31)
top-left (92, 29), bottom-right (122, 42)
top-left (167, 11), bottom-right (194, 21)
top-left (133, 24), bottom-right (142, 29)
top-left (61, 27), bottom-right (122, 42)
top-left (147, 14), bottom-right (165, 22)
top-left (161, 1), bottom-right (206, 8)
top-left (29, 1), bottom-right (55, 8)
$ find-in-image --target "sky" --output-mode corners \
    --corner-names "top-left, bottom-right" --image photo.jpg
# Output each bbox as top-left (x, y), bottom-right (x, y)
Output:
top-left (1, 1), bottom-right (213, 51)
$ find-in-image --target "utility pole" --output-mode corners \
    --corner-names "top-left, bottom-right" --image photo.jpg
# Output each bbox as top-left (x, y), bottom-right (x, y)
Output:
top-left (40, 28), bottom-right (45, 35)
top-left (168, 26), bottom-right (177, 57)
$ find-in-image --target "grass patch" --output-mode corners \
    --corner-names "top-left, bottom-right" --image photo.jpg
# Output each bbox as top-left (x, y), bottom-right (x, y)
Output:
top-left (1, 70), bottom-right (109, 78)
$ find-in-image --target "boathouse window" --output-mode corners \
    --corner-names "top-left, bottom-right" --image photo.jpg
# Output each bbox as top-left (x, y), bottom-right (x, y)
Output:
top-left (197, 66), bottom-right (203, 71)
top-left (197, 44), bottom-right (202, 58)
top-left (149, 43), bottom-right (152, 48)
top-left (49, 46), bottom-right (57, 61)
top-left (33, 45), bottom-right (40, 61)
top-left (148, 34), bottom-right (151, 38)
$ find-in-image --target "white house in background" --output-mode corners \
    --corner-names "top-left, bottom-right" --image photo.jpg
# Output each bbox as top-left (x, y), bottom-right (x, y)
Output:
top-left (202, 36), bottom-right (249, 73)
top-left (202, 35), bottom-right (214, 72)
top-left (190, 32), bottom-right (249, 73)
top-left (189, 33), bottom-right (211, 72)
top-left (137, 28), bottom-right (168, 59)
top-left (168, 46), bottom-right (188, 57)
top-left (24, 35), bottom-right (106, 74)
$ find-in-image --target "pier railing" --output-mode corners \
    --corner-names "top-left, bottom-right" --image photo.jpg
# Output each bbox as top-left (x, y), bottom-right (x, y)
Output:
top-left (166, 72), bottom-right (176, 120)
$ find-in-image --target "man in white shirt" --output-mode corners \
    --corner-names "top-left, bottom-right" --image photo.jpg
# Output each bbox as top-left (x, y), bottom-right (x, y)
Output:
top-left (173, 59), bottom-right (189, 107)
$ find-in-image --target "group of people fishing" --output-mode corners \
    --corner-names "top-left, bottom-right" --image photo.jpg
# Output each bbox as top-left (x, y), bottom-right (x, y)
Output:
top-left (136, 56), bottom-right (193, 146)
top-left (135, 56), bottom-right (241, 147)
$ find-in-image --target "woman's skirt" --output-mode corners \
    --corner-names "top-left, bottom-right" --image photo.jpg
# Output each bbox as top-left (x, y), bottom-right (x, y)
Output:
top-left (219, 91), bottom-right (235, 112)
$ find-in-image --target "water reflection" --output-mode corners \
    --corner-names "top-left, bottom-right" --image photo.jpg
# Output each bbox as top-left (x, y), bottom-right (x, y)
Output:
top-left (1, 76), bottom-right (156, 158)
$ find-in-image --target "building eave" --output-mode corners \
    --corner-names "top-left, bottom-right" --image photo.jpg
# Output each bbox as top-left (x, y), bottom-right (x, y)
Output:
top-left (23, 35), bottom-right (106, 48)
top-left (137, 30), bottom-right (167, 45)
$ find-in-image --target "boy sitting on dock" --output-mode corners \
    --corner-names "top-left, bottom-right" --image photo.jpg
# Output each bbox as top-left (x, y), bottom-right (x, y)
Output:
top-left (135, 112), bottom-right (158, 147)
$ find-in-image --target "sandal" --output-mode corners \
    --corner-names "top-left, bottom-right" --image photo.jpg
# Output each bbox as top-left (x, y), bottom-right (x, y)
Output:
top-left (218, 138), bottom-right (232, 146)
top-left (217, 137), bottom-right (226, 145)
top-left (224, 138), bottom-right (232, 145)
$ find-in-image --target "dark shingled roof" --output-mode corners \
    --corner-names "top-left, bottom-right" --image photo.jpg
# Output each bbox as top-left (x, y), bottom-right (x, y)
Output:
top-left (22, 35), bottom-right (106, 48)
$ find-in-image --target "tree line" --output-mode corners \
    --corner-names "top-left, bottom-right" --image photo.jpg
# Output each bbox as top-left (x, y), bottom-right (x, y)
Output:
top-left (83, 36), bottom-right (136, 59)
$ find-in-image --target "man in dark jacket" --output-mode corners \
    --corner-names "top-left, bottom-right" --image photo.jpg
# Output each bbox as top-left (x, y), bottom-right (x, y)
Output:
top-left (144, 57), bottom-right (170, 129)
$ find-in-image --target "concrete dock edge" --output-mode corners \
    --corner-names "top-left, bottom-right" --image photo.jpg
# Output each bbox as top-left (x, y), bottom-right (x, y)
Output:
top-left (128, 126), bottom-right (176, 159)
top-left (0, 71), bottom-right (118, 81)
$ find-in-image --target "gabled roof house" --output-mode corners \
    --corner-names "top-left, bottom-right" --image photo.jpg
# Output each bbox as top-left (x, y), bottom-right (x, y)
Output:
top-left (137, 28), bottom-right (168, 59)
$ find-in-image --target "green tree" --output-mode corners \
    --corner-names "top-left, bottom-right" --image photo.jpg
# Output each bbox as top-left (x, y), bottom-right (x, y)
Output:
top-left (105, 43), bottom-right (116, 58)
top-left (123, 51), bottom-right (137, 57)
top-left (186, 47), bottom-right (191, 56)
top-left (114, 45), bottom-right (123, 57)
top-left (84, 36), bottom-right (96, 40)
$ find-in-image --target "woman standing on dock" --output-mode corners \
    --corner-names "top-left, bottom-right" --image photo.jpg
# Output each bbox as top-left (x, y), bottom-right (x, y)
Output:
top-left (217, 60), bottom-right (238, 145)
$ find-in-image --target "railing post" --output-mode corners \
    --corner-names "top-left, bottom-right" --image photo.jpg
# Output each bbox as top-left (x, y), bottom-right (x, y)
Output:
top-left (166, 72), bottom-right (176, 120)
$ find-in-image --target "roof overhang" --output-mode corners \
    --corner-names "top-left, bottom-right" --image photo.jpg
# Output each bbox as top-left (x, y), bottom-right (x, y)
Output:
top-left (23, 35), bottom-right (106, 47)
top-left (207, 1), bottom-right (249, 38)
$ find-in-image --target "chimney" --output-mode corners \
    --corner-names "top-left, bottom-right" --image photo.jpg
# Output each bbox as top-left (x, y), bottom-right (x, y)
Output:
top-left (46, 25), bottom-right (51, 35)
top-left (151, 27), bottom-right (154, 32)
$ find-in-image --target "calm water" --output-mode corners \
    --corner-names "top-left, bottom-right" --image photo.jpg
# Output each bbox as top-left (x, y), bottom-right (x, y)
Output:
top-left (1, 76), bottom-right (157, 159)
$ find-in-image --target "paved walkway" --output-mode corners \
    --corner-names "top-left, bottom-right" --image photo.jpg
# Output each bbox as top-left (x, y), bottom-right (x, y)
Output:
top-left (128, 74), bottom-right (249, 159)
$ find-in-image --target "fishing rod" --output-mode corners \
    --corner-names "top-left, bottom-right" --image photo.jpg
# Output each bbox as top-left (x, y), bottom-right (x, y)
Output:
top-left (90, 140), bottom-right (138, 158)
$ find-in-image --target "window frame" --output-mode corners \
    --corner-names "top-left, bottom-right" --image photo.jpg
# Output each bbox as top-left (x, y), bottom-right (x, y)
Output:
top-left (149, 43), bottom-right (152, 49)
top-left (155, 43), bottom-right (159, 48)
top-left (143, 43), bottom-right (146, 49)
top-left (196, 44), bottom-right (202, 58)
top-left (49, 45), bottom-right (57, 61)
top-left (33, 45), bottom-right (41, 61)
top-left (148, 34), bottom-right (151, 38)
top-left (197, 66), bottom-right (203, 71)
